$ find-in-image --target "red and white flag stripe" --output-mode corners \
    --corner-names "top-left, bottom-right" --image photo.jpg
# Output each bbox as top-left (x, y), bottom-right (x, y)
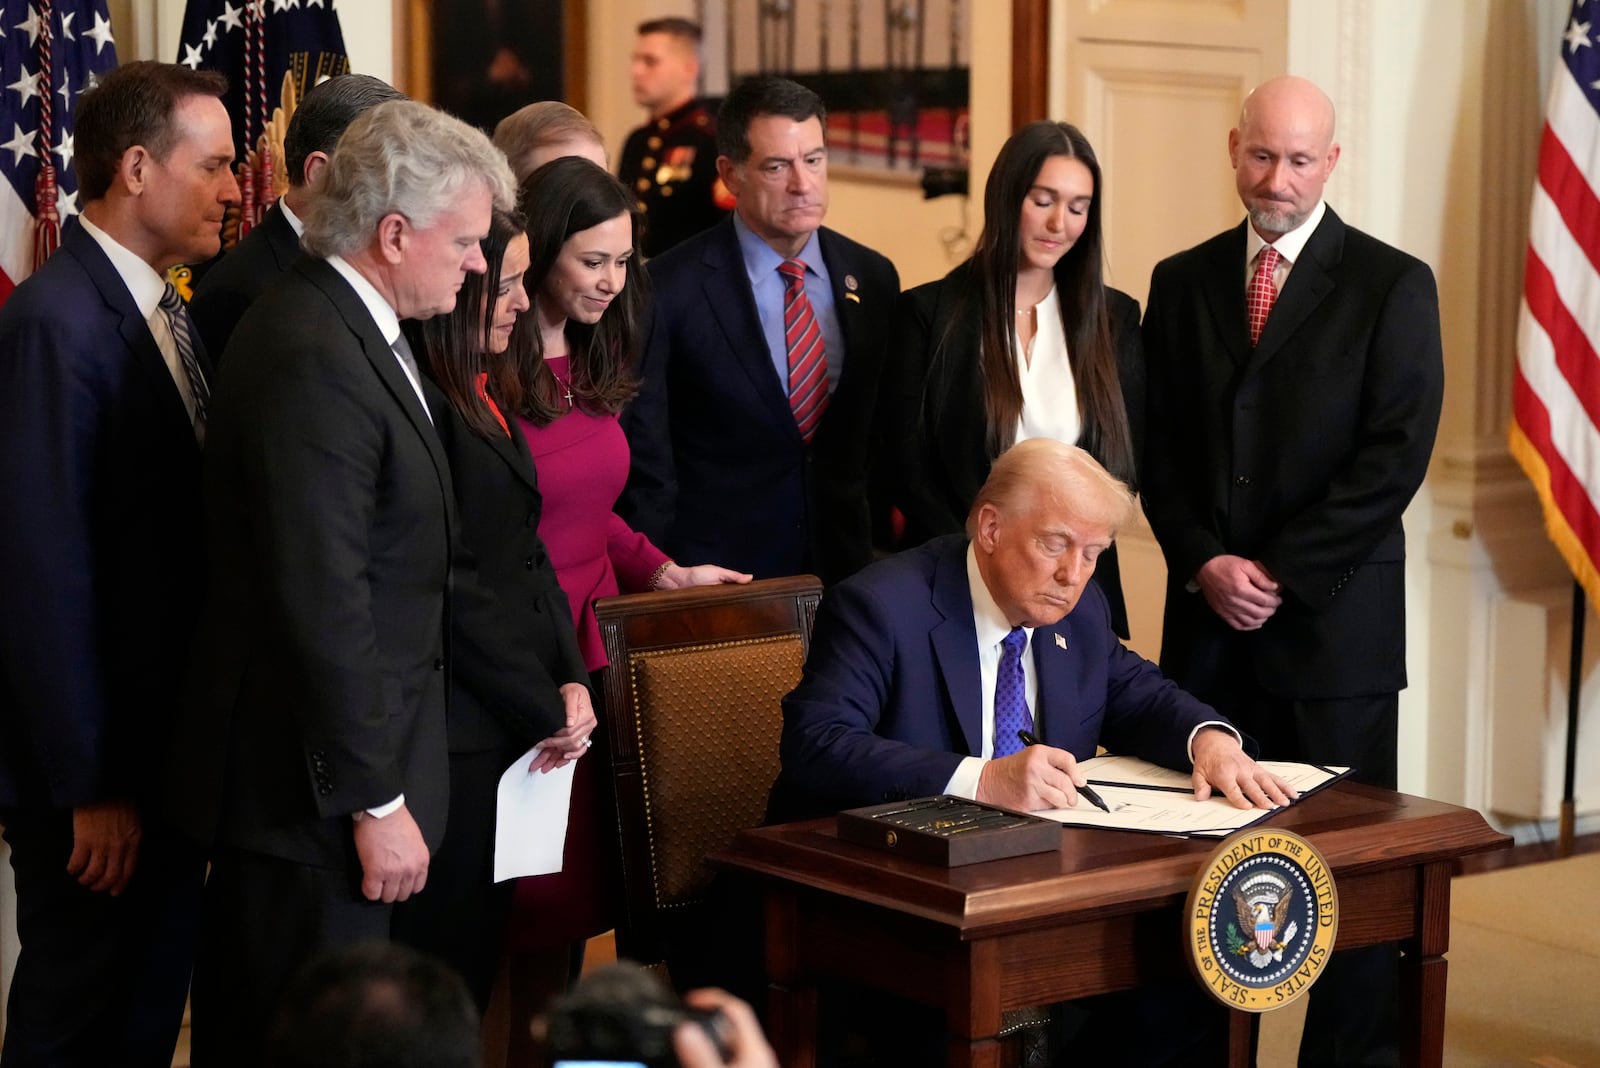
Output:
top-left (1511, 4), bottom-right (1600, 605)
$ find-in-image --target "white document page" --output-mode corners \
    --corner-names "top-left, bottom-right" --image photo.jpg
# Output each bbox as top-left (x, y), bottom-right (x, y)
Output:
top-left (493, 748), bottom-right (577, 882)
top-left (1035, 756), bottom-right (1351, 838)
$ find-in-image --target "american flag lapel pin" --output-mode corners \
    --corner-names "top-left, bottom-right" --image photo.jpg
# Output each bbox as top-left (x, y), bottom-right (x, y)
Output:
top-left (1054, 633), bottom-right (1068, 650)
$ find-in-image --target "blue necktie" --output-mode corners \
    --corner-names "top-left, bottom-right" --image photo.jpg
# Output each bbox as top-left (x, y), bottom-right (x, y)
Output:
top-left (993, 627), bottom-right (1033, 757)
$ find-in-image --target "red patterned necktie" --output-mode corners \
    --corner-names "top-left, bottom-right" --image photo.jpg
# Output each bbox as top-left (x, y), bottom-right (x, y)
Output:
top-left (1247, 245), bottom-right (1281, 346)
top-left (779, 258), bottom-right (828, 442)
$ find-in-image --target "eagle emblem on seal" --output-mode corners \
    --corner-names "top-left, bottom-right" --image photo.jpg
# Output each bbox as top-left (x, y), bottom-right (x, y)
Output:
top-left (1231, 876), bottom-right (1300, 968)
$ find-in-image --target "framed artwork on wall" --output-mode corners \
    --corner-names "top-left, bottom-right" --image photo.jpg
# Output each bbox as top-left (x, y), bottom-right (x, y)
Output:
top-left (704, 0), bottom-right (970, 187)
top-left (393, 0), bottom-right (587, 130)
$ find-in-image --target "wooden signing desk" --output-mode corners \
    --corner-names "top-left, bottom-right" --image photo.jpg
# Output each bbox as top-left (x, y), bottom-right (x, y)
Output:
top-left (714, 783), bottom-right (1508, 1068)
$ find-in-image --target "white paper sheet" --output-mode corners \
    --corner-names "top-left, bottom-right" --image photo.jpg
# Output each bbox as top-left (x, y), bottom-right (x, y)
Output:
top-left (1034, 756), bottom-right (1352, 837)
top-left (493, 748), bottom-right (577, 882)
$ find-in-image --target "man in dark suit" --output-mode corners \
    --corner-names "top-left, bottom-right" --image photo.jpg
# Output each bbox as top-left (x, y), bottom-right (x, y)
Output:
top-left (1140, 75), bottom-right (1445, 1068)
top-left (0, 61), bottom-right (238, 1067)
top-left (770, 440), bottom-right (1290, 1067)
top-left (169, 99), bottom-right (516, 1065)
top-left (619, 76), bottom-right (900, 585)
top-left (188, 73), bottom-right (405, 360)
top-left (773, 438), bottom-right (1290, 820)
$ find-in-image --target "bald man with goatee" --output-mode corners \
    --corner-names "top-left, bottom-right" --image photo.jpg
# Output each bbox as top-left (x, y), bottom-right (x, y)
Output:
top-left (1140, 75), bottom-right (1444, 1067)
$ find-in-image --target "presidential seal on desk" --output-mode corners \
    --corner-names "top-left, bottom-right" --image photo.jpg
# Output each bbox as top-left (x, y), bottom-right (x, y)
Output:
top-left (1184, 828), bottom-right (1338, 1011)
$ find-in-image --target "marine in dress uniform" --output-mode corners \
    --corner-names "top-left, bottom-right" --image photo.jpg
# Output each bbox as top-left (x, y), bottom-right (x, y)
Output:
top-left (617, 99), bottom-right (730, 258)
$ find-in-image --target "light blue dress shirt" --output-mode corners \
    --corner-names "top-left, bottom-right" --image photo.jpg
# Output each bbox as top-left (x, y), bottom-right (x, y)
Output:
top-left (733, 213), bottom-right (844, 396)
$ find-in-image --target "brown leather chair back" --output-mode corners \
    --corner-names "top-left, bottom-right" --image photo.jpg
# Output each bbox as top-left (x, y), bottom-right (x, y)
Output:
top-left (595, 575), bottom-right (822, 969)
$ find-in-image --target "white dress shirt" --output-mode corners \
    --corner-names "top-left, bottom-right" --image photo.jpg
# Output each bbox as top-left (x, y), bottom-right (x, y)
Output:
top-left (944, 545), bottom-right (1240, 799)
top-left (1243, 199), bottom-right (1326, 291)
top-left (326, 254), bottom-right (430, 422)
top-left (1014, 284), bottom-right (1082, 447)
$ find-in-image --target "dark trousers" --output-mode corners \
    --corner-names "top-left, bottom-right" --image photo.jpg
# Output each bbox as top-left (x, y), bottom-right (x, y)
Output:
top-left (1184, 644), bottom-right (1402, 1068)
top-left (0, 806), bottom-right (204, 1068)
top-left (189, 844), bottom-right (393, 1068)
top-left (392, 744), bottom-right (521, 1008)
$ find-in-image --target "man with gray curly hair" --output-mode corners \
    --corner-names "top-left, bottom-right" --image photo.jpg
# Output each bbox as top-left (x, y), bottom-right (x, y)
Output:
top-left (169, 99), bottom-right (514, 1066)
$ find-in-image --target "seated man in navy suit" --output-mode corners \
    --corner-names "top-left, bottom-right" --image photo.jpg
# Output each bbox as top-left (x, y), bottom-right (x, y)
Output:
top-left (769, 439), bottom-right (1293, 1066)
top-left (773, 438), bottom-right (1293, 820)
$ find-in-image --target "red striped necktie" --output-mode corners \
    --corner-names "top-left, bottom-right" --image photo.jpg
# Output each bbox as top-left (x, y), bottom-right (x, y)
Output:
top-left (779, 258), bottom-right (829, 442)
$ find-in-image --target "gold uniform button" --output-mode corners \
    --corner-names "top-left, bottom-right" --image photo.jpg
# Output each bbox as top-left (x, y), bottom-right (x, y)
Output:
top-left (660, 185), bottom-right (674, 197)
top-left (656, 118), bottom-right (670, 130)
top-left (641, 156), bottom-right (656, 170)
top-left (647, 136), bottom-right (662, 150)
top-left (635, 178), bottom-right (651, 192)
top-left (636, 200), bottom-right (647, 211)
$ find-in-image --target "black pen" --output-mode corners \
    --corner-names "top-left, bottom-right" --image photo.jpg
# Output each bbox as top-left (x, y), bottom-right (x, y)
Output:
top-left (1017, 730), bottom-right (1112, 813)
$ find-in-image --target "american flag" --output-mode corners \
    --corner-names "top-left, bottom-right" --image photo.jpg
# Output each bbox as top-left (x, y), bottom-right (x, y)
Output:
top-left (0, 0), bottom-right (118, 307)
top-left (177, 0), bottom-right (347, 237)
top-left (1512, 1), bottom-right (1600, 607)
top-left (176, 0), bottom-right (347, 163)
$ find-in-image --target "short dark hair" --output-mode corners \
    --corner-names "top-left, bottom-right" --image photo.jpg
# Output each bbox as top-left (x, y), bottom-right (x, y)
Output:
top-left (74, 60), bottom-right (229, 202)
top-left (637, 17), bottom-right (702, 45)
top-left (267, 942), bottom-right (480, 1068)
top-left (284, 74), bottom-right (406, 188)
top-left (716, 76), bottom-right (826, 162)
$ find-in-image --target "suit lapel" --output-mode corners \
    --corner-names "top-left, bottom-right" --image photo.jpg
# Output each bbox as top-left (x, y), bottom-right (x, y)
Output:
top-left (495, 418), bottom-right (540, 493)
top-left (1244, 209), bottom-right (1343, 377)
top-left (929, 541), bottom-right (984, 757)
top-left (699, 222), bottom-right (795, 433)
top-left (1197, 223), bottom-right (1253, 371)
top-left (65, 226), bottom-right (200, 447)
top-left (1031, 619), bottom-right (1079, 746)
top-left (300, 258), bottom-right (453, 492)
top-left (819, 228), bottom-right (870, 394)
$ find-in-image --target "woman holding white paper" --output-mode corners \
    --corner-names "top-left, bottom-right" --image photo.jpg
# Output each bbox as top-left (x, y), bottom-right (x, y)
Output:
top-left (388, 205), bottom-right (597, 1009)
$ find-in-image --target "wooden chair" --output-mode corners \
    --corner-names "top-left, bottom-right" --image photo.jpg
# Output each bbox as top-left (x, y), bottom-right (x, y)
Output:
top-left (594, 575), bottom-right (823, 979)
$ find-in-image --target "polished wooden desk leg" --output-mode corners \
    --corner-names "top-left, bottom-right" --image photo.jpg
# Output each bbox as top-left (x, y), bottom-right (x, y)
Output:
top-left (1225, 1009), bottom-right (1257, 1067)
top-left (1403, 861), bottom-right (1453, 1067)
top-left (764, 891), bottom-right (817, 1068)
top-left (946, 1034), bottom-right (1001, 1068)
top-left (944, 939), bottom-right (1006, 1068)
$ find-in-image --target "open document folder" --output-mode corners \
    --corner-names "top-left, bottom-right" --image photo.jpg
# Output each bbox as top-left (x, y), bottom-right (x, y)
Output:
top-left (1035, 755), bottom-right (1351, 838)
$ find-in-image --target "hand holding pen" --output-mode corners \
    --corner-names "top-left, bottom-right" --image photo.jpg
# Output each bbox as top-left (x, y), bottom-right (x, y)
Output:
top-left (1017, 730), bottom-right (1112, 813)
top-left (973, 731), bottom-right (1110, 813)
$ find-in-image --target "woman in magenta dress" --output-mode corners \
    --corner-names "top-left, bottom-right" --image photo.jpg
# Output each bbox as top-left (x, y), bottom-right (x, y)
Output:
top-left (499, 156), bottom-right (749, 1039)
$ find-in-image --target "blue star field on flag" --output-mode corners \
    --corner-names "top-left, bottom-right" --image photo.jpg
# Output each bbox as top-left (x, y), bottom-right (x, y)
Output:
top-left (176, 0), bottom-right (349, 160)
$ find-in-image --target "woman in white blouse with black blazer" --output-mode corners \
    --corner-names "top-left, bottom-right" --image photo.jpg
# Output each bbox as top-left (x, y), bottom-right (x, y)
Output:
top-left (880, 120), bottom-right (1145, 636)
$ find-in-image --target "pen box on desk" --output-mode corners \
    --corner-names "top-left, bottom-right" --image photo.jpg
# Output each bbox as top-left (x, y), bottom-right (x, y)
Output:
top-left (836, 796), bottom-right (1062, 867)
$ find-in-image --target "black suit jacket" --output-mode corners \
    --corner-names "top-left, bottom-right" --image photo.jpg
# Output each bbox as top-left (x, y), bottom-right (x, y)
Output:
top-left (172, 257), bottom-right (455, 868)
top-left (419, 375), bottom-right (588, 753)
top-left (1141, 208), bottom-right (1443, 699)
top-left (618, 217), bottom-right (900, 585)
top-left (188, 202), bottom-right (300, 363)
top-left (878, 260), bottom-right (1145, 636)
top-left (0, 223), bottom-right (207, 810)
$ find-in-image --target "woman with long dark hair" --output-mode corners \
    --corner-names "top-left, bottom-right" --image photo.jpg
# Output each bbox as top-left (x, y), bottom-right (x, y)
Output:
top-left (389, 205), bottom-right (596, 1009)
top-left (880, 120), bottom-right (1144, 636)
top-left (499, 156), bottom-right (748, 1039)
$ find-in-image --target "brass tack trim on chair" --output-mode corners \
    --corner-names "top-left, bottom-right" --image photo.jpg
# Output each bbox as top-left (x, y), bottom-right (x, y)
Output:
top-left (626, 634), bottom-right (802, 908)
